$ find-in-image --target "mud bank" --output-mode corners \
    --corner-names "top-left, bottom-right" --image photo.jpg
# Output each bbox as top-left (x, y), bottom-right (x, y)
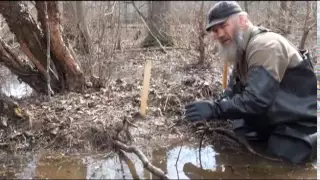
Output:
top-left (0, 50), bottom-right (226, 154)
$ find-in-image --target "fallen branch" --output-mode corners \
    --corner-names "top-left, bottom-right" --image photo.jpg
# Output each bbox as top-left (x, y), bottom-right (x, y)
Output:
top-left (114, 140), bottom-right (170, 180)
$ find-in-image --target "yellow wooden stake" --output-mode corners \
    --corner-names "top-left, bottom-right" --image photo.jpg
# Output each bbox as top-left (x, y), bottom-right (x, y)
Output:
top-left (222, 62), bottom-right (228, 89)
top-left (139, 59), bottom-right (152, 117)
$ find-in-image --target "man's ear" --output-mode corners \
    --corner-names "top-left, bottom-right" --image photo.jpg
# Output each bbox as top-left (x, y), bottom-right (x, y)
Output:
top-left (238, 14), bottom-right (248, 27)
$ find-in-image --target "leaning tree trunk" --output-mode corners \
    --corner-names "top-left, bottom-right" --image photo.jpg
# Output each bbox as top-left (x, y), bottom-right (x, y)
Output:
top-left (141, 1), bottom-right (173, 48)
top-left (0, 1), bottom-right (84, 94)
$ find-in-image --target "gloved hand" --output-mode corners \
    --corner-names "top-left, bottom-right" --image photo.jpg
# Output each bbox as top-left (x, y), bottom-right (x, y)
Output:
top-left (184, 100), bottom-right (221, 122)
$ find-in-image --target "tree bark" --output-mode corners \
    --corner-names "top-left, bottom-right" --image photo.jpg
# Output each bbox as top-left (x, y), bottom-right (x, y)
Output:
top-left (37, 1), bottom-right (85, 91)
top-left (0, 1), bottom-right (85, 94)
top-left (141, 1), bottom-right (173, 48)
top-left (0, 39), bottom-right (48, 93)
top-left (0, 1), bottom-right (61, 93)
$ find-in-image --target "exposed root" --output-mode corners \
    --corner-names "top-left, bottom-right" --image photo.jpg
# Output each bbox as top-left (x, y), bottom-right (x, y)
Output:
top-left (113, 140), bottom-right (170, 180)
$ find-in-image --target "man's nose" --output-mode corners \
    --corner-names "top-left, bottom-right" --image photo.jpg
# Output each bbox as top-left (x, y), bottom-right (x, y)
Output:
top-left (216, 28), bottom-right (225, 38)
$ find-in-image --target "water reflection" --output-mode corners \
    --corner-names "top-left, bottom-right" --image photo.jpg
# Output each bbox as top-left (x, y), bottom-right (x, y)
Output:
top-left (14, 142), bottom-right (316, 179)
top-left (0, 73), bottom-right (33, 98)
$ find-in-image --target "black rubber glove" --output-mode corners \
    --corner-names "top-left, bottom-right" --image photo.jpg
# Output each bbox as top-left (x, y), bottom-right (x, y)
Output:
top-left (184, 100), bottom-right (221, 122)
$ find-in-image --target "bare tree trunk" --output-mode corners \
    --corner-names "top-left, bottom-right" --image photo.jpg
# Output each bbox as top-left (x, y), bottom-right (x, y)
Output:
top-left (0, 39), bottom-right (48, 93)
top-left (62, 1), bottom-right (77, 42)
top-left (141, 1), bottom-right (173, 48)
top-left (115, 1), bottom-right (121, 50)
top-left (244, 1), bottom-right (249, 13)
top-left (0, 1), bottom-right (61, 93)
top-left (124, 1), bottom-right (128, 32)
top-left (0, 1), bottom-right (85, 94)
top-left (198, 1), bottom-right (205, 64)
top-left (75, 1), bottom-right (91, 54)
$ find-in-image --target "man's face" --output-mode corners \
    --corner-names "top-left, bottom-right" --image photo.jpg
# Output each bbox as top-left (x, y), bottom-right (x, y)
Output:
top-left (209, 17), bottom-right (243, 64)
top-left (210, 19), bottom-right (236, 47)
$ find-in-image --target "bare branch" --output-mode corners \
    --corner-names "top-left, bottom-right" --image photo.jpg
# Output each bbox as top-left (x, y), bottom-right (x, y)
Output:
top-left (44, 1), bottom-right (53, 98)
top-left (114, 140), bottom-right (170, 180)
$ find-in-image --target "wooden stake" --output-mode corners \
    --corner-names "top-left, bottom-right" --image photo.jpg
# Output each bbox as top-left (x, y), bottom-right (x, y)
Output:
top-left (222, 62), bottom-right (228, 89)
top-left (139, 59), bottom-right (152, 117)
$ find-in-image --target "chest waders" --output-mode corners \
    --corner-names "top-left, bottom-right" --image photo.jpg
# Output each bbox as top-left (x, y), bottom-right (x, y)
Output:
top-left (231, 27), bottom-right (317, 164)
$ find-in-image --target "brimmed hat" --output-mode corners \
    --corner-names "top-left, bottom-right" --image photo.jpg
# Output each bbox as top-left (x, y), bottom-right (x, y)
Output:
top-left (205, 1), bottom-right (243, 32)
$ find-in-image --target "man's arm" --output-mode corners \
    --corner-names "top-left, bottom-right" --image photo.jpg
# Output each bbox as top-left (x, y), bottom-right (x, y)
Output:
top-left (214, 38), bottom-right (290, 120)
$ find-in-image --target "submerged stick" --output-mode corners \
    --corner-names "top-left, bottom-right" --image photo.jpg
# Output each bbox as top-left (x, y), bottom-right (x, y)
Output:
top-left (114, 140), bottom-right (170, 180)
top-left (199, 132), bottom-right (205, 169)
top-left (118, 149), bottom-right (140, 180)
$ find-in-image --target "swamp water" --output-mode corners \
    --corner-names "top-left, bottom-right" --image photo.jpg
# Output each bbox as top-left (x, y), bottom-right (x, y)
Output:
top-left (1, 142), bottom-right (317, 179)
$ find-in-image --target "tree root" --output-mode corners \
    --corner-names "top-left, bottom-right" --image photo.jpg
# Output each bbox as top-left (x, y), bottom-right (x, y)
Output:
top-left (114, 140), bottom-right (170, 180)
top-left (197, 127), bottom-right (283, 162)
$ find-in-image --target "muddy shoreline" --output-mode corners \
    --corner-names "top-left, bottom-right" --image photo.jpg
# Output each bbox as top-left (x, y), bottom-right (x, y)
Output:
top-left (0, 50), bottom-right (229, 155)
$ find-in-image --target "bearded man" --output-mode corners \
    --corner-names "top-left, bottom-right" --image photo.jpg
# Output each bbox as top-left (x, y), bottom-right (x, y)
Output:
top-left (184, 1), bottom-right (317, 164)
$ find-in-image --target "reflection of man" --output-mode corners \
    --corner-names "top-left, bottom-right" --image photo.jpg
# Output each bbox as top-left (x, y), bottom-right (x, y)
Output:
top-left (184, 1), bottom-right (317, 164)
top-left (182, 162), bottom-right (317, 179)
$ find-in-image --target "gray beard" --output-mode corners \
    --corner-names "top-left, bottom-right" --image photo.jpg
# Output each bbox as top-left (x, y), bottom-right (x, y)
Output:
top-left (217, 30), bottom-right (245, 65)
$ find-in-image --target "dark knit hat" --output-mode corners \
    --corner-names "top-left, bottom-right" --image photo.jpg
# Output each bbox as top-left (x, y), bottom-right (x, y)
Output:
top-left (205, 1), bottom-right (243, 32)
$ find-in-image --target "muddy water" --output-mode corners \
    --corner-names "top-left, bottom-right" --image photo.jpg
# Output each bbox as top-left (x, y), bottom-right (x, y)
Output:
top-left (1, 142), bottom-right (315, 179)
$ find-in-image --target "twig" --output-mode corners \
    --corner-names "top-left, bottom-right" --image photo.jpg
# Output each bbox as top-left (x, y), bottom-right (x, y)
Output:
top-left (175, 144), bottom-right (183, 167)
top-left (199, 131), bottom-right (205, 169)
top-left (114, 140), bottom-right (170, 180)
top-left (44, 1), bottom-right (53, 99)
